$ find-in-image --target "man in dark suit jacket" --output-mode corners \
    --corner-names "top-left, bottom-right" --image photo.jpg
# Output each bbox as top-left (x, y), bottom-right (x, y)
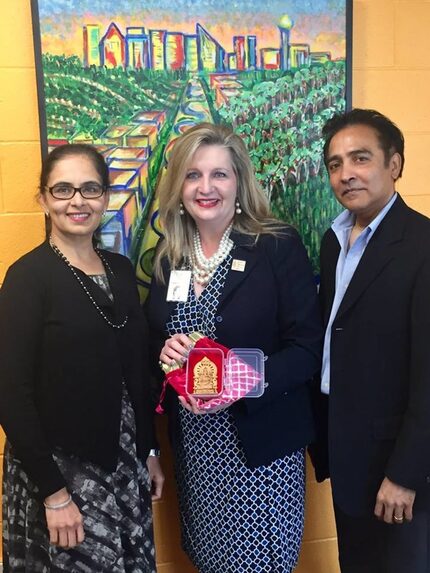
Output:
top-left (312, 108), bottom-right (430, 572)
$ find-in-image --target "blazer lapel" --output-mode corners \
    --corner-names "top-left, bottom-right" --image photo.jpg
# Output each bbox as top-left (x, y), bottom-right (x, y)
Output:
top-left (320, 231), bottom-right (340, 324)
top-left (335, 196), bottom-right (407, 320)
top-left (216, 231), bottom-right (259, 309)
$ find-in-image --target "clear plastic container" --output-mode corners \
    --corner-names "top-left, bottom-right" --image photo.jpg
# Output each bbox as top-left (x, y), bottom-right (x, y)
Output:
top-left (225, 348), bottom-right (265, 398)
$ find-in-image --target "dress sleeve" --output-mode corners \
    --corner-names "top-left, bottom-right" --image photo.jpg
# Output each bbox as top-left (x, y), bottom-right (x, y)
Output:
top-left (245, 230), bottom-right (323, 414)
top-left (0, 260), bottom-right (66, 499)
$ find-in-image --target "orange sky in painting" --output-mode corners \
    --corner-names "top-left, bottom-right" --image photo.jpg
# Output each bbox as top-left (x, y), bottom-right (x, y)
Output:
top-left (41, 12), bottom-right (346, 60)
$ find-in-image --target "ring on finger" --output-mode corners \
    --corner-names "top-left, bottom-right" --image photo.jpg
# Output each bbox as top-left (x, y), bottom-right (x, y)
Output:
top-left (393, 515), bottom-right (404, 523)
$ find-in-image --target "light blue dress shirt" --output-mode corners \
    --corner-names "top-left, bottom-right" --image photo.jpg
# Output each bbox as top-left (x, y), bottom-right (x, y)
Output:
top-left (321, 193), bottom-right (398, 394)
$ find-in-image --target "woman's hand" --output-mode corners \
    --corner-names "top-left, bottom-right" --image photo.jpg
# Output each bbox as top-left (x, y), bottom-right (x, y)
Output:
top-left (44, 487), bottom-right (84, 548)
top-left (179, 394), bottom-right (232, 415)
top-left (179, 394), bottom-right (207, 415)
top-left (159, 333), bottom-right (193, 367)
top-left (146, 456), bottom-right (165, 500)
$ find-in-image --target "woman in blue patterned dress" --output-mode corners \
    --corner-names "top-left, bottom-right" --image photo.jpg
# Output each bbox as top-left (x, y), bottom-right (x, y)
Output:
top-left (0, 144), bottom-right (163, 572)
top-left (147, 123), bottom-right (322, 573)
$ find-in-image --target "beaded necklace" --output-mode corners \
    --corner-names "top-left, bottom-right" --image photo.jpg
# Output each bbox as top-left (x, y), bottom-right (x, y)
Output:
top-left (49, 237), bottom-right (128, 329)
top-left (191, 224), bottom-right (234, 286)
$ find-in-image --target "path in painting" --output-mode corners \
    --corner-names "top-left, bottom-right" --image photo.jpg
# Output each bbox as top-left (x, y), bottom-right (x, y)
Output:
top-left (134, 77), bottom-right (214, 297)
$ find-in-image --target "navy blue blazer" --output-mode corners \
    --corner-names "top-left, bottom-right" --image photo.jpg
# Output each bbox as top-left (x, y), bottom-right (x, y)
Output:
top-left (313, 196), bottom-right (430, 516)
top-left (146, 228), bottom-right (322, 468)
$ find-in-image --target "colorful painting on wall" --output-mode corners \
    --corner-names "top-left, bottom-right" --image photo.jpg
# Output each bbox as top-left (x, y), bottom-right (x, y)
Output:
top-left (31, 0), bottom-right (352, 297)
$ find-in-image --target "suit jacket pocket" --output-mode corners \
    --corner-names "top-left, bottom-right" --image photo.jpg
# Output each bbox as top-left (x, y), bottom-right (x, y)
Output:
top-left (373, 414), bottom-right (403, 440)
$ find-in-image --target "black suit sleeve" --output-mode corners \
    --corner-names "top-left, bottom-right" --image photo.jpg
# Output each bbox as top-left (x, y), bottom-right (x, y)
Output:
top-left (0, 261), bottom-right (66, 499)
top-left (385, 252), bottom-right (430, 490)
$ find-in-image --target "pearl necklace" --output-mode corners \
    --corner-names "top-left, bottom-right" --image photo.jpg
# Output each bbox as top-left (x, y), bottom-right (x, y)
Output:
top-left (191, 224), bottom-right (234, 286)
top-left (49, 237), bottom-right (128, 329)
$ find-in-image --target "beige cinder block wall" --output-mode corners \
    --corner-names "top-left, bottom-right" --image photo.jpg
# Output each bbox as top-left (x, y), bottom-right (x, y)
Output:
top-left (1, 1), bottom-right (430, 570)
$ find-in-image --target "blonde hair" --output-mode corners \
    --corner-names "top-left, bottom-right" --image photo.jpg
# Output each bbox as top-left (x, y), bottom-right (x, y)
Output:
top-left (154, 122), bottom-right (283, 281)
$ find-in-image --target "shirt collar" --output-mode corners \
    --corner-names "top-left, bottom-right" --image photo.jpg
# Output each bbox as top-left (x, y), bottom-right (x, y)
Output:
top-left (332, 192), bottom-right (398, 239)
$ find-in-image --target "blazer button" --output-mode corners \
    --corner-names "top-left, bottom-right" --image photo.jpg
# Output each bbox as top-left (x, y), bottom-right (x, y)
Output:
top-left (216, 316), bottom-right (223, 322)
top-left (426, 476), bottom-right (430, 484)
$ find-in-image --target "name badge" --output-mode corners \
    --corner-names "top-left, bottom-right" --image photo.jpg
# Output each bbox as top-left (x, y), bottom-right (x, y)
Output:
top-left (166, 270), bottom-right (192, 302)
top-left (232, 259), bottom-right (246, 272)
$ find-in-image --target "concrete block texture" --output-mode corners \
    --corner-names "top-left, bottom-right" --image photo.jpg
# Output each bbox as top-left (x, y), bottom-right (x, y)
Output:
top-left (1, 0), bottom-right (430, 571)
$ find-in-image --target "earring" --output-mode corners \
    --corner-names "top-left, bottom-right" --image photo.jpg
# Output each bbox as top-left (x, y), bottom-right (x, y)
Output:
top-left (179, 202), bottom-right (185, 216)
top-left (44, 211), bottom-right (50, 217)
top-left (235, 200), bottom-right (242, 215)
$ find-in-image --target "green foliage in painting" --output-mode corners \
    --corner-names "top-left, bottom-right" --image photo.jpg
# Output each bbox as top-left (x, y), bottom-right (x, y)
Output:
top-left (219, 61), bottom-right (345, 271)
top-left (42, 54), bottom-right (344, 273)
top-left (43, 54), bottom-right (187, 139)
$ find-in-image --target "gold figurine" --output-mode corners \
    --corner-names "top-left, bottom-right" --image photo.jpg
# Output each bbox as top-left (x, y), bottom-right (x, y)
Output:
top-left (193, 356), bottom-right (218, 395)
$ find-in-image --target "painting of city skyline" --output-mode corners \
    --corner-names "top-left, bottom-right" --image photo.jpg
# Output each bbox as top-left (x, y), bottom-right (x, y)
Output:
top-left (31, 0), bottom-right (352, 297)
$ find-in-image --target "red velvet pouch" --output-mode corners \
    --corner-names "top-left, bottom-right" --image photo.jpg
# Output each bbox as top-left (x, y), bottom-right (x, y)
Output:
top-left (156, 334), bottom-right (229, 413)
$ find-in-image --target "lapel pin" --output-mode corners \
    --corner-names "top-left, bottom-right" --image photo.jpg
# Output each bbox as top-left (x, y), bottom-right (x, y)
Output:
top-left (232, 259), bottom-right (246, 272)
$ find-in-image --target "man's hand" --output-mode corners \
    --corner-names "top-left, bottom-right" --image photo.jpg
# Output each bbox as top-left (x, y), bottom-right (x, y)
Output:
top-left (374, 477), bottom-right (416, 524)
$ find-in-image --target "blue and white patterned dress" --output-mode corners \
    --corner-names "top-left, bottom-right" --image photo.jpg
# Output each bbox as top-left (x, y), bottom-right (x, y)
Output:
top-left (166, 256), bottom-right (305, 573)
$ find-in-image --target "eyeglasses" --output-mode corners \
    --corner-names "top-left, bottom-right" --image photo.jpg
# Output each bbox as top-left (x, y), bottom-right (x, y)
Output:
top-left (46, 183), bottom-right (107, 200)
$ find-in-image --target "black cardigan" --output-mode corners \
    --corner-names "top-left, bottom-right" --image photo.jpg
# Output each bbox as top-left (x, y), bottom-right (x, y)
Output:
top-left (146, 229), bottom-right (323, 468)
top-left (0, 241), bottom-right (155, 499)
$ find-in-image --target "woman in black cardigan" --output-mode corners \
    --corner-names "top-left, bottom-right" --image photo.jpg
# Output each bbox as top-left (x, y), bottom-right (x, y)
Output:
top-left (146, 123), bottom-right (322, 573)
top-left (0, 144), bottom-right (163, 572)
